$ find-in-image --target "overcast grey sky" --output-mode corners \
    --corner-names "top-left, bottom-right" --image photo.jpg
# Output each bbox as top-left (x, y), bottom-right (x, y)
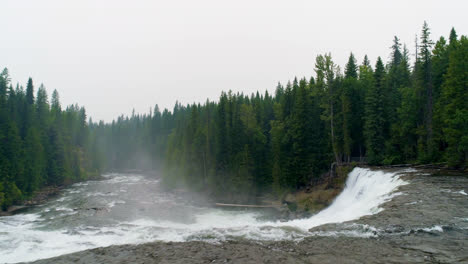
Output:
top-left (1, 0), bottom-right (466, 122)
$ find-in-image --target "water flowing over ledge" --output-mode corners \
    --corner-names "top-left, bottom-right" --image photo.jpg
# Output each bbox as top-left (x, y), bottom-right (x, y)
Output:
top-left (280, 167), bottom-right (408, 231)
top-left (0, 168), bottom-right (408, 263)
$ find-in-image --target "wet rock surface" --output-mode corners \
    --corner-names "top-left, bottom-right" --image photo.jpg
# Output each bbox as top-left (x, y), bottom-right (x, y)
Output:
top-left (26, 234), bottom-right (468, 264)
top-left (23, 169), bottom-right (468, 263)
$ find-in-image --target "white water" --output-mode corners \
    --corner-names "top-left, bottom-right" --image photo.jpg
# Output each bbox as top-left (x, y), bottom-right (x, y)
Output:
top-left (0, 168), bottom-right (407, 263)
top-left (277, 168), bottom-right (408, 230)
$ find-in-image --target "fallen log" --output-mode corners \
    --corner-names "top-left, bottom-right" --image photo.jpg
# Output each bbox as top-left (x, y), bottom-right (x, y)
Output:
top-left (412, 163), bottom-right (447, 169)
top-left (384, 164), bottom-right (413, 168)
top-left (215, 203), bottom-right (282, 208)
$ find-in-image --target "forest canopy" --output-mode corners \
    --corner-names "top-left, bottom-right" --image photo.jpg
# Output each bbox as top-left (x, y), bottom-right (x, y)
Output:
top-left (1, 23), bottom-right (467, 208)
top-left (0, 73), bottom-right (101, 209)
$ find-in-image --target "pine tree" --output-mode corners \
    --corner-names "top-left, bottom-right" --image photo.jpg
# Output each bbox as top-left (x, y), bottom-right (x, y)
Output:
top-left (415, 21), bottom-right (435, 161)
top-left (315, 53), bottom-right (341, 164)
top-left (344, 53), bottom-right (358, 79)
top-left (390, 36), bottom-right (403, 68)
top-left (289, 78), bottom-right (312, 187)
top-left (440, 35), bottom-right (468, 166)
top-left (342, 53), bottom-right (359, 161)
top-left (364, 57), bottom-right (386, 164)
top-left (26, 78), bottom-right (34, 105)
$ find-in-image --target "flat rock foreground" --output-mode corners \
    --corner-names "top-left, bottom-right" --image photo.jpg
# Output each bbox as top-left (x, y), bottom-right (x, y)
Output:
top-left (25, 234), bottom-right (468, 264)
top-left (14, 169), bottom-right (468, 263)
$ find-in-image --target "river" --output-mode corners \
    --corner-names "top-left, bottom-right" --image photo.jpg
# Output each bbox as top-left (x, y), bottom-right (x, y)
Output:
top-left (1, 168), bottom-right (467, 263)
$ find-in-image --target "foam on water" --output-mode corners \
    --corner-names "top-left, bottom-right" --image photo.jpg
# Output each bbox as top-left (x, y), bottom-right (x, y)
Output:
top-left (275, 168), bottom-right (408, 230)
top-left (441, 189), bottom-right (468, 196)
top-left (0, 168), bottom-right (408, 263)
top-left (421, 225), bottom-right (444, 233)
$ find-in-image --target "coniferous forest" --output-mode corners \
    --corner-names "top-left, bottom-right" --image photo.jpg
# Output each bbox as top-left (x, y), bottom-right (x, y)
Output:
top-left (0, 74), bottom-right (101, 210)
top-left (1, 23), bottom-right (467, 208)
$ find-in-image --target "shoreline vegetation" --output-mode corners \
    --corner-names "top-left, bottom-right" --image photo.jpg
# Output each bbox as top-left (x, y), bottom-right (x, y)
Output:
top-left (0, 186), bottom-right (61, 216)
top-left (1, 22), bottom-right (467, 211)
top-left (0, 174), bottom-right (103, 216)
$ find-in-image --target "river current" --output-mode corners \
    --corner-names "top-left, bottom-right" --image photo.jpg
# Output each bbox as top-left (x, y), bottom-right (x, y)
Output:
top-left (1, 168), bottom-right (467, 263)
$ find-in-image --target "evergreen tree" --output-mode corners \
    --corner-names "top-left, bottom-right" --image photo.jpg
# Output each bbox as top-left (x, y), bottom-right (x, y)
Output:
top-left (342, 53), bottom-right (359, 161)
top-left (364, 57), bottom-right (386, 164)
top-left (315, 54), bottom-right (341, 164)
top-left (2, 24), bottom-right (467, 210)
top-left (415, 21), bottom-right (435, 161)
top-left (26, 78), bottom-right (34, 106)
top-left (439, 36), bottom-right (468, 166)
top-left (344, 53), bottom-right (358, 79)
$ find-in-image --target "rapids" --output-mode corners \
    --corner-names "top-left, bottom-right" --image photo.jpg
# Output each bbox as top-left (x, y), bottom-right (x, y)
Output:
top-left (0, 168), bottom-right (440, 263)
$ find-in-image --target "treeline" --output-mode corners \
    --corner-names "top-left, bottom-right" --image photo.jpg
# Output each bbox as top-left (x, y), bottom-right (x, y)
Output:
top-left (1, 23), bottom-right (466, 207)
top-left (0, 72), bottom-right (101, 210)
top-left (162, 24), bottom-right (467, 201)
top-left (94, 23), bottom-right (467, 203)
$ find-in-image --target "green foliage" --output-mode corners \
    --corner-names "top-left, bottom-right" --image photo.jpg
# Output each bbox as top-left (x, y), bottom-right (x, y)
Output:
top-left (439, 35), bottom-right (468, 167)
top-left (0, 72), bottom-right (101, 210)
top-left (92, 24), bottom-right (468, 202)
top-left (1, 23), bottom-right (466, 209)
top-left (0, 182), bottom-right (5, 209)
top-left (364, 57), bottom-right (386, 164)
top-left (1, 181), bottom-right (22, 210)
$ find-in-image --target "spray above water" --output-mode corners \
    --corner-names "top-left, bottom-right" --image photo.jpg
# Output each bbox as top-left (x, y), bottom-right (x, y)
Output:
top-left (283, 167), bottom-right (408, 230)
top-left (0, 168), bottom-right (408, 263)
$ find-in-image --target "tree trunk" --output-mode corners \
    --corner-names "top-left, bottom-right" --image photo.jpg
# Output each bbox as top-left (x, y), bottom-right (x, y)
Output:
top-left (426, 79), bottom-right (433, 146)
top-left (330, 100), bottom-right (341, 164)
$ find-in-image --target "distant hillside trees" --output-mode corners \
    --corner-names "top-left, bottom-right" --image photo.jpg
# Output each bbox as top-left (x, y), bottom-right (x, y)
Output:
top-left (0, 73), bottom-right (100, 210)
top-left (93, 23), bottom-right (467, 203)
top-left (1, 23), bottom-right (466, 208)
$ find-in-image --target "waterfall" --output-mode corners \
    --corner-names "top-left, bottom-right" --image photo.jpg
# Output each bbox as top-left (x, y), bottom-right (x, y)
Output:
top-left (283, 167), bottom-right (408, 230)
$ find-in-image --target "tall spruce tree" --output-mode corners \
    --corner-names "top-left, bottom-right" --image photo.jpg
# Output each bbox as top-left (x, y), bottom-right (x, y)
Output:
top-left (364, 57), bottom-right (386, 164)
top-left (342, 53), bottom-right (358, 161)
top-left (439, 35), bottom-right (468, 166)
top-left (415, 21), bottom-right (435, 161)
top-left (315, 54), bottom-right (341, 164)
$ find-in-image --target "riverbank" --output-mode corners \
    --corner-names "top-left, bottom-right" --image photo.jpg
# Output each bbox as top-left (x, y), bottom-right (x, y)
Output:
top-left (24, 236), bottom-right (436, 264)
top-left (276, 165), bottom-right (351, 220)
top-left (27, 228), bottom-right (468, 264)
top-left (0, 186), bottom-right (62, 216)
top-left (24, 167), bottom-right (468, 264)
top-left (0, 174), bottom-right (104, 216)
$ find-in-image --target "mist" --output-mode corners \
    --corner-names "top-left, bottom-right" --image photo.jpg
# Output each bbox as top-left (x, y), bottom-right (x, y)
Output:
top-left (1, 1), bottom-right (468, 263)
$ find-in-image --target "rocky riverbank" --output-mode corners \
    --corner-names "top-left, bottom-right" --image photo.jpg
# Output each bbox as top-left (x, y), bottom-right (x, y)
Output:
top-left (0, 186), bottom-right (61, 216)
top-left (27, 231), bottom-right (468, 264)
top-left (24, 168), bottom-right (468, 264)
top-left (0, 174), bottom-right (104, 216)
